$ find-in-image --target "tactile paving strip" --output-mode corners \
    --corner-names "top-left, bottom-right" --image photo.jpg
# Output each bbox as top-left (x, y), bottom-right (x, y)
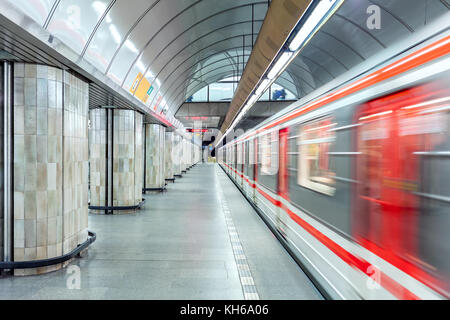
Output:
top-left (216, 168), bottom-right (260, 300)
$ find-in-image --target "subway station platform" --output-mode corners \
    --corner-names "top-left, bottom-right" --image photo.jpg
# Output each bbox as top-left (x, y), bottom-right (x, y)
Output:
top-left (0, 164), bottom-right (322, 300)
top-left (1, 0), bottom-right (449, 302)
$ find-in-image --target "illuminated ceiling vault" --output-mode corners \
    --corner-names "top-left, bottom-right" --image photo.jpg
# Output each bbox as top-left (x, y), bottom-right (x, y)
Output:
top-left (0, 0), bottom-right (270, 127)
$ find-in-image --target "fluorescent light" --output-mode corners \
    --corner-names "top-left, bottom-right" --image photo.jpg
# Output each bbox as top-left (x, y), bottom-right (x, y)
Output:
top-left (125, 40), bottom-right (139, 53)
top-left (136, 60), bottom-right (146, 73)
top-left (267, 51), bottom-right (293, 79)
top-left (289, 0), bottom-right (337, 51)
top-left (256, 78), bottom-right (271, 95)
top-left (109, 25), bottom-right (121, 44)
top-left (247, 94), bottom-right (258, 106)
top-left (92, 1), bottom-right (107, 17)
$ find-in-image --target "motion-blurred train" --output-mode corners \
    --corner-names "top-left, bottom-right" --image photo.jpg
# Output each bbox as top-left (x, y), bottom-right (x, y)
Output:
top-left (218, 32), bottom-right (450, 299)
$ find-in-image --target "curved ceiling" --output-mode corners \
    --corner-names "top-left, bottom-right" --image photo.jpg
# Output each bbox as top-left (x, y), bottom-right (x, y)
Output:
top-left (283, 0), bottom-right (450, 100)
top-left (227, 0), bottom-right (450, 134)
top-left (3, 0), bottom-right (448, 130)
top-left (3, 0), bottom-right (269, 121)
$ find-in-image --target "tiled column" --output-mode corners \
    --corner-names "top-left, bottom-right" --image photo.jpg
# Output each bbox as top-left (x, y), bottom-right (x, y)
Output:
top-left (173, 134), bottom-right (182, 177)
top-left (134, 113), bottom-right (143, 205)
top-left (88, 109), bottom-right (143, 212)
top-left (63, 70), bottom-right (89, 256)
top-left (164, 132), bottom-right (174, 181)
top-left (88, 108), bottom-right (107, 210)
top-left (113, 110), bottom-right (134, 207)
top-left (11, 63), bottom-right (89, 275)
top-left (181, 137), bottom-right (187, 173)
top-left (144, 124), bottom-right (165, 190)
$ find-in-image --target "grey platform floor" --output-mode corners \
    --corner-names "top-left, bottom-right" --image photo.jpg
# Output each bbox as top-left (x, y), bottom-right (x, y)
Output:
top-left (0, 163), bottom-right (322, 300)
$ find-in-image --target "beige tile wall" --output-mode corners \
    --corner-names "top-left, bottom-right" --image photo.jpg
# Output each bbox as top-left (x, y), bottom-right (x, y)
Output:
top-left (63, 71), bottom-right (89, 257)
top-left (173, 134), bottom-right (182, 175)
top-left (134, 113), bottom-right (143, 204)
top-left (88, 108), bottom-right (107, 208)
top-left (112, 109), bottom-right (141, 207)
top-left (88, 109), bottom-right (142, 210)
top-left (12, 63), bottom-right (88, 275)
top-left (145, 124), bottom-right (165, 188)
top-left (164, 132), bottom-right (174, 180)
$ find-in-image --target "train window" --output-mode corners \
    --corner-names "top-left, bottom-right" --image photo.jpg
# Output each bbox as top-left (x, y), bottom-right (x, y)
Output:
top-left (243, 142), bottom-right (246, 166)
top-left (297, 117), bottom-right (336, 195)
top-left (237, 143), bottom-right (243, 164)
top-left (260, 131), bottom-right (279, 175)
top-left (249, 139), bottom-right (255, 165)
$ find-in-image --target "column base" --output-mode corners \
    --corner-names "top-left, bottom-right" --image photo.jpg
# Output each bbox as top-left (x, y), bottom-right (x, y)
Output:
top-left (0, 231), bottom-right (96, 275)
top-left (143, 187), bottom-right (166, 192)
top-left (88, 199), bottom-right (145, 214)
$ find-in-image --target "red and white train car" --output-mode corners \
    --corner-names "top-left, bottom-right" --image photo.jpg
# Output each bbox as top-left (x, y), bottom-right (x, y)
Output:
top-left (218, 31), bottom-right (450, 299)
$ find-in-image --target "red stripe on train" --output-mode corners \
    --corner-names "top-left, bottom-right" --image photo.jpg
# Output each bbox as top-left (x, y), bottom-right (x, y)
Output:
top-left (228, 35), bottom-right (450, 145)
top-left (222, 163), bottom-right (420, 299)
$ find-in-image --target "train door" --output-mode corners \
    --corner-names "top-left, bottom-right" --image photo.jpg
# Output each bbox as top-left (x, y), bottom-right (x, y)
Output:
top-left (241, 141), bottom-right (246, 188)
top-left (354, 81), bottom-right (450, 294)
top-left (233, 143), bottom-right (237, 181)
top-left (239, 142), bottom-right (243, 186)
top-left (241, 141), bottom-right (245, 188)
top-left (354, 89), bottom-right (420, 259)
top-left (277, 128), bottom-right (290, 236)
top-left (237, 142), bottom-right (243, 187)
top-left (248, 138), bottom-right (256, 201)
top-left (278, 128), bottom-right (290, 201)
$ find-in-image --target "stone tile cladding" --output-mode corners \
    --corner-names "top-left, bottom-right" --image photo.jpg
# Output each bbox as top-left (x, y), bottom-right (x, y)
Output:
top-left (12, 64), bottom-right (88, 275)
top-left (145, 124), bottom-right (165, 188)
top-left (173, 134), bottom-right (182, 175)
top-left (164, 132), bottom-right (174, 180)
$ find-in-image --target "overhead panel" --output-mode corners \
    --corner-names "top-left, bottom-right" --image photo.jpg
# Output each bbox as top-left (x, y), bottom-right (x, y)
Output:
top-left (220, 0), bottom-right (313, 134)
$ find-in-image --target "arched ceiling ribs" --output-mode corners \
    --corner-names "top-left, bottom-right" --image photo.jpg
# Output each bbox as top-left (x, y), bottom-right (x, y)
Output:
top-left (120, 0), bottom-right (204, 87)
top-left (104, 0), bottom-right (161, 74)
top-left (173, 71), bottom-right (300, 117)
top-left (170, 66), bottom-right (238, 108)
top-left (166, 54), bottom-right (250, 105)
top-left (169, 64), bottom-right (240, 105)
top-left (172, 70), bottom-right (238, 112)
top-left (367, 0), bottom-right (414, 32)
top-left (43, 0), bottom-right (62, 29)
top-left (300, 55), bottom-right (335, 81)
top-left (160, 46), bottom-right (253, 105)
top-left (308, 43), bottom-right (349, 71)
top-left (134, 7), bottom-right (264, 84)
top-left (151, 37), bottom-right (256, 108)
top-left (146, 32), bottom-right (258, 100)
top-left (174, 53), bottom-right (250, 92)
top-left (158, 20), bottom-right (257, 81)
top-left (131, 19), bottom-right (260, 91)
top-left (333, 13), bottom-right (386, 48)
top-left (287, 61), bottom-right (323, 88)
top-left (121, 3), bottom-right (265, 88)
top-left (281, 69), bottom-right (301, 98)
top-left (318, 30), bottom-right (366, 61)
top-left (80, 0), bottom-right (117, 57)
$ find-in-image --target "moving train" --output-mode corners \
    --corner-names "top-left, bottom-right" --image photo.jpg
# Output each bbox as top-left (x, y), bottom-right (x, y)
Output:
top-left (218, 33), bottom-right (450, 299)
